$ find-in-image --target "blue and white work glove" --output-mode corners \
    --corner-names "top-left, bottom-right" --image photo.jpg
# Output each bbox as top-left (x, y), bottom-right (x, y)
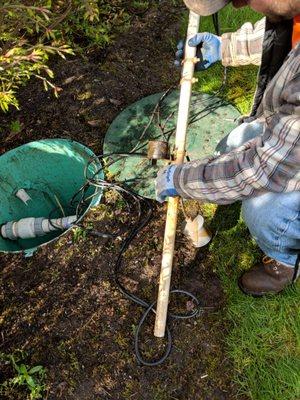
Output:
top-left (155, 165), bottom-right (178, 203)
top-left (175, 33), bottom-right (221, 71)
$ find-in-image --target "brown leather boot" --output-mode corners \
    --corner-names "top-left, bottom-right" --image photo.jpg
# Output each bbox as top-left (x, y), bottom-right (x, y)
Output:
top-left (238, 256), bottom-right (296, 296)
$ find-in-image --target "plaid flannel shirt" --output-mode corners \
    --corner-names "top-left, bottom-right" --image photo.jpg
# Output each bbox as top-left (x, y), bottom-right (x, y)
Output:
top-left (173, 19), bottom-right (300, 204)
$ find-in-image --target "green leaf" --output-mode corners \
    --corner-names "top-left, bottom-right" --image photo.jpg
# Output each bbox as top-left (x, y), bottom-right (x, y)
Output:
top-left (29, 365), bottom-right (43, 374)
top-left (26, 375), bottom-right (36, 388)
top-left (10, 355), bottom-right (20, 372)
top-left (20, 364), bottom-right (28, 375)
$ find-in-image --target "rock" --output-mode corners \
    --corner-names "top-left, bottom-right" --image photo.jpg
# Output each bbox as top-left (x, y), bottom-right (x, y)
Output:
top-left (93, 97), bottom-right (106, 106)
top-left (87, 119), bottom-right (102, 127)
top-left (109, 98), bottom-right (122, 106)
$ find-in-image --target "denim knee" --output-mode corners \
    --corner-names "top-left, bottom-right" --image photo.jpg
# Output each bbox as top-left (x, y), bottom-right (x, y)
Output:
top-left (215, 121), bottom-right (264, 155)
top-left (242, 192), bottom-right (300, 267)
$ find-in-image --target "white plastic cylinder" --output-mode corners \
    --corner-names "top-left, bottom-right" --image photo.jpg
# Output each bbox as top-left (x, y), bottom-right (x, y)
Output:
top-left (1, 215), bottom-right (77, 240)
top-left (15, 189), bottom-right (32, 205)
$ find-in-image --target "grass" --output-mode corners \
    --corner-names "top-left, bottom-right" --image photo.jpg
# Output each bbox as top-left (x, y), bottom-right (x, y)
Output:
top-left (0, 351), bottom-right (47, 399)
top-left (180, 5), bottom-right (300, 400)
top-left (208, 212), bottom-right (300, 400)
top-left (180, 4), bottom-right (262, 114)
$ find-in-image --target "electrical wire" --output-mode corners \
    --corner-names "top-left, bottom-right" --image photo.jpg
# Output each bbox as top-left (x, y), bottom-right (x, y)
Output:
top-left (2, 12), bottom-right (228, 365)
top-left (44, 57), bottom-right (229, 365)
top-left (53, 152), bottom-right (204, 366)
top-left (22, 19), bottom-right (228, 363)
top-left (5, 68), bottom-right (228, 367)
top-left (74, 58), bottom-right (230, 363)
top-left (212, 12), bottom-right (220, 36)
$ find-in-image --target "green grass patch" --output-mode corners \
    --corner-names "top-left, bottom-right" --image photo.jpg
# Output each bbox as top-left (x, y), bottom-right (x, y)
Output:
top-left (207, 212), bottom-right (300, 400)
top-left (0, 350), bottom-right (47, 400)
top-left (180, 5), bottom-right (262, 114)
top-left (179, 5), bottom-right (300, 399)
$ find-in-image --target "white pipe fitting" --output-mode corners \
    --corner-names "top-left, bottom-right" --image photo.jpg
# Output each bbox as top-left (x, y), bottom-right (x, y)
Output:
top-left (15, 189), bottom-right (32, 205)
top-left (183, 215), bottom-right (211, 248)
top-left (1, 215), bottom-right (77, 240)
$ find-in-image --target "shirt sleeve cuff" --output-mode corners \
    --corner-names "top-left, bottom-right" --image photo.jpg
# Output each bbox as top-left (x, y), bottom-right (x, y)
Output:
top-left (173, 164), bottom-right (190, 199)
top-left (221, 34), bottom-right (234, 66)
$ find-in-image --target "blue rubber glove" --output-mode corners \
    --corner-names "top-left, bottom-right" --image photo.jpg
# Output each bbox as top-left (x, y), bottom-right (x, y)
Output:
top-left (155, 165), bottom-right (178, 203)
top-left (175, 33), bottom-right (221, 71)
top-left (188, 32), bottom-right (221, 70)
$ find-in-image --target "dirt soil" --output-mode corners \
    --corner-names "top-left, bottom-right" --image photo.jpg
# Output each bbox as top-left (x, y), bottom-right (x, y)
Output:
top-left (0, 2), bottom-right (245, 399)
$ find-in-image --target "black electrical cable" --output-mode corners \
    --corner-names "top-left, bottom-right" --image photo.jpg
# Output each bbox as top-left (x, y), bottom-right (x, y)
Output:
top-left (5, 79), bottom-right (227, 365)
top-left (212, 12), bottom-right (220, 36)
top-left (4, 10), bottom-right (228, 365)
top-left (43, 66), bottom-right (229, 363)
top-left (44, 66), bottom-right (229, 364)
top-left (59, 152), bottom-right (204, 366)
top-left (292, 254), bottom-right (300, 282)
top-left (133, 288), bottom-right (201, 366)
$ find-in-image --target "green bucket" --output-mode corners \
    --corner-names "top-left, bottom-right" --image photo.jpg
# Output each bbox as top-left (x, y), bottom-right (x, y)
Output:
top-left (0, 139), bottom-right (103, 256)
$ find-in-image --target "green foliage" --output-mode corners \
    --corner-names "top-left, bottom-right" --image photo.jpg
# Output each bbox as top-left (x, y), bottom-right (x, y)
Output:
top-left (180, 5), bottom-right (262, 114)
top-left (72, 226), bottom-right (87, 242)
top-left (129, 1), bottom-right (150, 13)
top-left (56, 0), bottom-right (131, 50)
top-left (0, 351), bottom-right (47, 399)
top-left (9, 119), bottom-right (22, 133)
top-left (0, 1), bottom-right (74, 112)
top-left (0, 0), bottom-right (136, 113)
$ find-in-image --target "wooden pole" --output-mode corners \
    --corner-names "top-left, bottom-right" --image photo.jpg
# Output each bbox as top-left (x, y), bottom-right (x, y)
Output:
top-left (154, 11), bottom-right (201, 338)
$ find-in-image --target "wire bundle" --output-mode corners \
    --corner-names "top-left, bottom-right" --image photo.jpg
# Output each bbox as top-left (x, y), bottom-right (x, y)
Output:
top-left (56, 76), bottom-right (229, 365)
top-left (66, 153), bottom-right (201, 366)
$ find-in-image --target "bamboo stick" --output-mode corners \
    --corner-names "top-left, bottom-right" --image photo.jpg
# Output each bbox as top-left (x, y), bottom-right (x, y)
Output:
top-left (154, 11), bottom-right (201, 338)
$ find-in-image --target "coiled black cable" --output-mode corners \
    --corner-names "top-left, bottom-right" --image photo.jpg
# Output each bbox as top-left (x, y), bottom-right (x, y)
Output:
top-left (63, 152), bottom-right (203, 366)
top-left (44, 84), bottom-right (228, 365)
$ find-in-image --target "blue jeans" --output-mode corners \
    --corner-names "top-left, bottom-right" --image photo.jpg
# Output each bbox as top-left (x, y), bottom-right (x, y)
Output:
top-left (217, 121), bottom-right (300, 268)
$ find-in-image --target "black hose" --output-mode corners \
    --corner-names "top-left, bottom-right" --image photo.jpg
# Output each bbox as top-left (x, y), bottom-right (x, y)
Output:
top-left (212, 12), bottom-right (220, 36)
top-left (66, 156), bottom-right (204, 366)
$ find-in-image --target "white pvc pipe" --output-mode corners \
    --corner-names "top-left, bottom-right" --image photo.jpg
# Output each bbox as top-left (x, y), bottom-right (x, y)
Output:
top-left (1, 216), bottom-right (77, 240)
top-left (154, 11), bottom-right (201, 338)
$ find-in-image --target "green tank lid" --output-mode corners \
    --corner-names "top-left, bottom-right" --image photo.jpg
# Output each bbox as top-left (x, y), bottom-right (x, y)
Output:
top-left (104, 90), bottom-right (240, 199)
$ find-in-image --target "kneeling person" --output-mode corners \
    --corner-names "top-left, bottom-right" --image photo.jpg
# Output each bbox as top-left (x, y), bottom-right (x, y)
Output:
top-left (156, 0), bottom-right (300, 296)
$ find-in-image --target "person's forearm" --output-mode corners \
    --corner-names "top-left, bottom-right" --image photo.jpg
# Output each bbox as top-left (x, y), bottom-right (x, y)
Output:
top-left (173, 110), bottom-right (300, 204)
top-left (221, 17), bottom-right (266, 67)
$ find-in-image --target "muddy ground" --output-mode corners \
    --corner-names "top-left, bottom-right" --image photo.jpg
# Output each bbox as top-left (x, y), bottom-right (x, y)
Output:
top-left (0, 2), bottom-right (246, 399)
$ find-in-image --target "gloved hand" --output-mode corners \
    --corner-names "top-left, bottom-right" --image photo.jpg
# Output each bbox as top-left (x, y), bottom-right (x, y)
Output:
top-left (175, 32), bottom-right (221, 71)
top-left (155, 165), bottom-right (178, 203)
